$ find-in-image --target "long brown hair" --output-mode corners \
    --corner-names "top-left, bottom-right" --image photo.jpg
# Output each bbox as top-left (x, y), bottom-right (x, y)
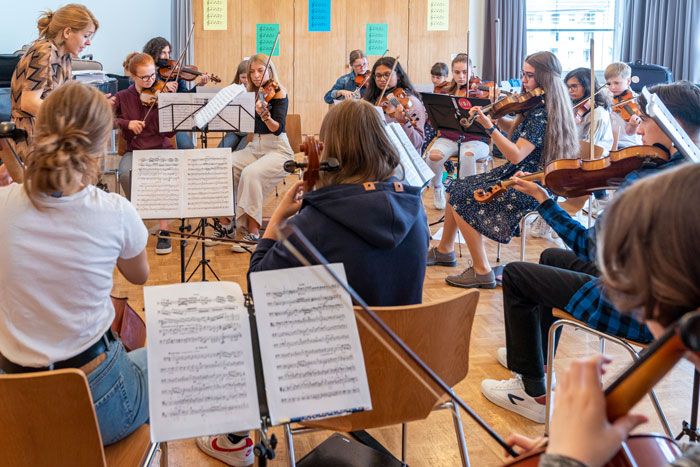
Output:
top-left (318, 100), bottom-right (401, 187)
top-left (599, 163), bottom-right (700, 326)
top-left (445, 53), bottom-right (472, 96)
top-left (246, 54), bottom-right (282, 93)
top-left (520, 51), bottom-right (579, 163)
top-left (24, 81), bottom-right (113, 209)
top-left (37, 4), bottom-right (98, 41)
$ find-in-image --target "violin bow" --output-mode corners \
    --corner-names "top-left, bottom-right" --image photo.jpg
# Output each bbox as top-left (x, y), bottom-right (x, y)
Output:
top-left (589, 38), bottom-right (595, 161)
top-left (257, 32), bottom-right (281, 105)
top-left (142, 22), bottom-right (195, 123)
top-left (572, 84), bottom-right (609, 110)
top-left (375, 55), bottom-right (400, 106)
top-left (353, 48), bottom-right (388, 99)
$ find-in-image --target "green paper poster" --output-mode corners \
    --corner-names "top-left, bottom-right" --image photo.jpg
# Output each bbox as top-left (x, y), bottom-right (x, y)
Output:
top-left (365, 23), bottom-right (388, 55)
top-left (427, 0), bottom-right (449, 31)
top-left (256, 24), bottom-right (280, 56)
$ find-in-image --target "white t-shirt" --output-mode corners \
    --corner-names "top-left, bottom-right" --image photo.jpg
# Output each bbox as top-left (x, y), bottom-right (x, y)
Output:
top-left (578, 107), bottom-right (615, 156)
top-left (0, 184), bottom-right (148, 366)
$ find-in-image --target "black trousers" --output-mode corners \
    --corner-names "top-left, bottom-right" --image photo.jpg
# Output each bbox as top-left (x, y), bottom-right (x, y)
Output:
top-left (501, 248), bottom-right (598, 396)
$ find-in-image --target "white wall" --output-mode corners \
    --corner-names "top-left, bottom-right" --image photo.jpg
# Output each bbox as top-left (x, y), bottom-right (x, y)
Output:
top-left (0, 1), bottom-right (171, 75)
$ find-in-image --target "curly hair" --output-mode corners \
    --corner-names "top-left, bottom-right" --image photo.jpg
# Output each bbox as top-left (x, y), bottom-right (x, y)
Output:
top-left (143, 37), bottom-right (171, 63)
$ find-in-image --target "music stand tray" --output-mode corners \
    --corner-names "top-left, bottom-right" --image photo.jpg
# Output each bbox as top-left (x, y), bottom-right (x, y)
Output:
top-left (420, 92), bottom-right (490, 137)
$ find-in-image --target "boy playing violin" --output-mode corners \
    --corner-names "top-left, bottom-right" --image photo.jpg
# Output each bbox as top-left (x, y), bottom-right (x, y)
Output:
top-left (605, 62), bottom-right (642, 148)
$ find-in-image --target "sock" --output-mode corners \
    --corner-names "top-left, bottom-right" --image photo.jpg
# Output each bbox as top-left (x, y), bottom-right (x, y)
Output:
top-left (521, 375), bottom-right (546, 399)
top-left (227, 433), bottom-right (246, 444)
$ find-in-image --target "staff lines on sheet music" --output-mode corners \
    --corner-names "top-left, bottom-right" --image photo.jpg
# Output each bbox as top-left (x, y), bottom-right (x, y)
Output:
top-left (160, 368), bottom-right (246, 383)
top-left (162, 350), bottom-right (242, 362)
top-left (159, 332), bottom-right (243, 345)
top-left (275, 353), bottom-right (354, 371)
top-left (270, 322), bottom-right (348, 338)
top-left (162, 402), bottom-right (249, 419)
top-left (272, 333), bottom-right (351, 350)
top-left (279, 364), bottom-right (357, 382)
top-left (281, 388), bottom-right (361, 404)
top-left (273, 343), bottom-right (352, 360)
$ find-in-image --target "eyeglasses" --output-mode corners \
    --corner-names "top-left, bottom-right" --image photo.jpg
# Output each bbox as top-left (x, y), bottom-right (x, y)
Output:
top-left (567, 84), bottom-right (581, 90)
top-left (137, 73), bottom-right (156, 81)
top-left (374, 72), bottom-right (394, 80)
top-left (521, 71), bottom-right (535, 80)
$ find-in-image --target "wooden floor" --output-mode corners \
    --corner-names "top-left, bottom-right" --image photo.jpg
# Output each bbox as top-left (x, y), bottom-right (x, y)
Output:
top-left (112, 171), bottom-right (696, 467)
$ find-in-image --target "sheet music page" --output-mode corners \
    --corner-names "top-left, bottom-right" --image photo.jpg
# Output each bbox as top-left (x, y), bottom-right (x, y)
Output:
top-left (249, 264), bottom-right (372, 425)
top-left (144, 281), bottom-right (261, 442)
top-left (208, 91), bottom-right (256, 132)
top-left (131, 150), bottom-right (184, 219)
top-left (184, 148), bottom-right (235, 218)
top-left (193, 83), bottom-right (246, 129)
top-left (387, 122), bottom-right (434, 187)
top-left (158, 93), bottom-right (212, 132)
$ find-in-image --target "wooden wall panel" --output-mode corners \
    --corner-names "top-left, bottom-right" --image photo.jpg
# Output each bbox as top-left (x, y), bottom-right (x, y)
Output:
top-left (193, 1), bottom-right (242, 85)
top-left (346, 0), bottom-right (409, 73)
top-left (240, 0), bottom-right (295, 113)
top-left (407, 0), bottom-right (470, 85)
top-left (294, 0), bottom-right (347, 135)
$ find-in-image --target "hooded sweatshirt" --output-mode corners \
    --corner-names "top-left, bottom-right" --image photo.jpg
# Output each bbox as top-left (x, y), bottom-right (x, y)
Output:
top-left (249, 179), bottom-right (429, 306)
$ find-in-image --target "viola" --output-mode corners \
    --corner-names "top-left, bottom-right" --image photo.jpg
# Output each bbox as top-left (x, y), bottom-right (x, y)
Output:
top-left (503, 310), bottom-right (700, 466)
top-left (284, 135), bottom-right (340, 193)
top-left (377, 87), bottom-right (418, 126)
top-left (139, 80), bottom-right (169, 106)
top-left (157, 59), bottom-right (221, 83)
top-left (612, 89), bottom-right (641, 122)
top-left (474, 144), bottom-right (670, 202)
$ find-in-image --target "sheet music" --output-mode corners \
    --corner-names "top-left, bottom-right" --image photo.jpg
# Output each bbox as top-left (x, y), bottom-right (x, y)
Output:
top-left (644, 88), bottom-right (700, 163)
top-left (131, 149), bottom-right (234, 219)
top-left (249, 264), bottom-right (372, 425)
top-left (184, 148), bottom-right (234, 218)
top-left (158, 93), bottom-right (210, 132)
top-left (194, 83), bottom-right (244, 130)
top-left (208, 91), bottom-right (255, 132)
top-left (385, 122), bottom-right (434, 188)
top-left (131, 150), bottom-right (184, 219)
top-left (157, 87), bottom-right (255, 133)
top-left (145, 281), bottom-right (261, 442)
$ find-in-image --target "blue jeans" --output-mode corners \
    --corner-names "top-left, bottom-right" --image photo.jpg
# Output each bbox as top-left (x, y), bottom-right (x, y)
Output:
top-left (0, 337), bottom-right (149, 446)
top-left (175, 132), bottom-right (195, 150)
top-left (88, 339), bottom-right (149, 445)
top-left (218, 132), bottom-right (248, 151)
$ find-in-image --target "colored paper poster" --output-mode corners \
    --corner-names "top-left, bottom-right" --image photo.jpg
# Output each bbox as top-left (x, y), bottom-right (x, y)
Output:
top-left (366, 23), bottom-right (388, 55)
top-left (309, 0), bottom-right (331, 32)
top-left (257, 24), bottom-right (280, 56)
top-left (203, 0), bottom-right (227, 31)
top-left (427, 0), bottom-right (449, 31)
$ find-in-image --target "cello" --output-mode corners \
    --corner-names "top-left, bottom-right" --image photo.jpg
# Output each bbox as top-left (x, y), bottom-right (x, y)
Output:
top-left (503, 310), bottom-right (700, 466)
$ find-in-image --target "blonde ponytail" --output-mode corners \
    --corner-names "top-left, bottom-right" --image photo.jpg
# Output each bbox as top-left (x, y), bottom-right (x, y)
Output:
top-left (36, 4), bottom-right (98, 41)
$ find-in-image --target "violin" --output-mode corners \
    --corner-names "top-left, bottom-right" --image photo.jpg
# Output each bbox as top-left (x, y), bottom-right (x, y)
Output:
top-left (377, 87), bottom-right (418, 126)
top-left (139, 80), bottom-right (169, 106)
top-left (284, 135), bottom-right (340, 193)
top-left (354, 71), bottom-right (371, 89)
top-left (474, 144), bottom-right (670, 202)
top-left (573, 97), bottom-right (592, 123)
top-left (433, 81), bottom-right (449, 94)
top-left (258, 79), bottom-right (280, 103)
top-left (466, 87), bottom-right (545, 127)
top-left (503, 310), bottom-right (700, 467)
top-left (468, 77), bottom-right (494, 98)
top-left (157, 59), bottom-right (221, 83)
top-left (612, 89), bottom-right (641, 122)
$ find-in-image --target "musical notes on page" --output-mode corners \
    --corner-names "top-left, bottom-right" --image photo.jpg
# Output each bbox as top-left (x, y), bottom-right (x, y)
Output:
top-left (157, 87), bottom-right (254, 133)
top-left (144, 281), bottom-right (260, 442)
top-left (250, 264), bottom-right (372, 425)
top-left (130, 149), bottom-right (234, 219)
top-left (385, 122), bottom-right (434, 188)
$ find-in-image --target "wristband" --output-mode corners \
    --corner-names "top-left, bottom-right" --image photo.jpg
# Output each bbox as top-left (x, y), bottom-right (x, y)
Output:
top-left (485, 125), bottom-right (496, 135)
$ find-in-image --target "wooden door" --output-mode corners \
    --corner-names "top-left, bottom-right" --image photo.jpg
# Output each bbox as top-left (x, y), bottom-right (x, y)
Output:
top-left (193, 1), bottom-right (242, 85)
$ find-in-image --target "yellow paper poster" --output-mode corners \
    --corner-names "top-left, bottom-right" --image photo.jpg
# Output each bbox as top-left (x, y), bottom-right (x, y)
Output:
top-left (427, 0), bottom-right (449, 31)
top-left (204, 0), bottom-right (227, 31)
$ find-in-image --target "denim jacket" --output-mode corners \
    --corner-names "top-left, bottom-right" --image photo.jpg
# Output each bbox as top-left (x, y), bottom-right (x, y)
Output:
top-left (324, 71), bottom-right (364, 104)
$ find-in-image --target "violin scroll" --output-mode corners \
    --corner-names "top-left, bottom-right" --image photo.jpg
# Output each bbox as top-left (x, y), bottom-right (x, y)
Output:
top-left (474, 184), bottom-right (508, 203)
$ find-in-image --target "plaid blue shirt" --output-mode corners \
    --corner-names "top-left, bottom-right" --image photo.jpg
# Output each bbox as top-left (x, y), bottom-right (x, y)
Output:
top-left (536, 152), bottom-right (686, 343)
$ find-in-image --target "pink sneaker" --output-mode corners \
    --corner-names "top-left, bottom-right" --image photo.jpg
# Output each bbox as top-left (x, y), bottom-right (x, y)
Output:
top-left (196, 434), bottom-right (254, 466)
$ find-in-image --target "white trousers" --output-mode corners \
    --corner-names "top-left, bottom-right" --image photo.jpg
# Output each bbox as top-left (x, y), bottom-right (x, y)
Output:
top-left (425, 138), bottom-right (489, 187)
top-left (233, 133), bottom-right (294, 226)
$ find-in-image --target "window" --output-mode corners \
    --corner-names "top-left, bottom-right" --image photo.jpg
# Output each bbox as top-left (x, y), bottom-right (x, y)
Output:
top-left (526, 0), bottom-right (618, 73)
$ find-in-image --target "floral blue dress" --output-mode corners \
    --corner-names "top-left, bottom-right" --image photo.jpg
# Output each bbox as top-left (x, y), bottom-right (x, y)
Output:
top-left (447, 104), bottom-right (547, 244)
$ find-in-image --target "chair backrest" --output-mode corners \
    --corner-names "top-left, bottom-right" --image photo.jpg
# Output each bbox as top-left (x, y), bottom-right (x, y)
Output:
top-left (286, 113), bottom-right (302, 153)
top-left (0, 369), bottom-right (107, 466)
top-left (302, 290), bottom-right (479, 431)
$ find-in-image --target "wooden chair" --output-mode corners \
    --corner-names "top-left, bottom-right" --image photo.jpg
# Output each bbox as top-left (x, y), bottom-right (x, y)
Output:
top-left (0, 368), bottom-right (166, 467)
top-left (284, 290), bottom-right (480, 466)
top-left (544, 308), bottom-right (671, 437)
top-left (285, 114), bottom-right (302, 154)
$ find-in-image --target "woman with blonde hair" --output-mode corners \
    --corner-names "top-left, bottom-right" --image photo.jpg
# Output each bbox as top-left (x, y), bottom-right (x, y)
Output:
top-left (197, 98), bottom-right (429, 466)
top-left (0, 81), bottom-right (150, 445)
top-left (208, 54), bottom-right (294, 252)
top-left (10, 4), bottom-right (98, 158)
top-left (427, 51), bottom-right (579, 289)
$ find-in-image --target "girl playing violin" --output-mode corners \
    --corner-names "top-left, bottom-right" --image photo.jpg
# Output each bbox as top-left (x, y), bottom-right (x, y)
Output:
top-left (143, 37), bottom-right (213, 150)
top-left (507, 163), bottom-right (700, 466)
top-left (431, 62), bottom-right (450, 93)
top-left (425, 54), bottom-right (490, 210)
top-left (10, 4), bottom-right (98, 160)
top-left (197, 98), bottom-right (430, 466)
top-left (216, 59), bottom-right (250, 153)
top-left (0, 82), bottom-right (150, 445)
top-left (324, 49), bottom-right (369, 104)
top-left (566, 68), bottom-right (614, 154)
top-left (426, 51), bottom-right (578, 289)
top-left (363, 56), bottom-right (426, 153)
top-left (209, 54), bottom-right (294, 252)
top-left (114, 52), bottom-right (177, 255)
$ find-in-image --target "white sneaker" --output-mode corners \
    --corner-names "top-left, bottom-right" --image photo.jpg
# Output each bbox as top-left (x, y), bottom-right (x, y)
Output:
top-left (481, 376), bottom-right (547, 423)
top-left (196, 435), bottom-right (254, 466)
top-left (231, 233), bottom-right (259, 253)
top-left (433, 185), bottom-right (446, 210)
top-left (205, 222), bottom-right (234, 247)
top-left (528, 216), bottom-right (554, 240)
top-left (495, 347), bottom-right (556, 388)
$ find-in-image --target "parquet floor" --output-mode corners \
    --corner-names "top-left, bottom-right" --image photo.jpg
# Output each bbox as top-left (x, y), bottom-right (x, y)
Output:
top-left (112, 169), bottom-right (695, 467)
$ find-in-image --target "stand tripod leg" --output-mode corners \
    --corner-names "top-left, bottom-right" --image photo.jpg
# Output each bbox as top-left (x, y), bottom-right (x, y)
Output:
top-left (676, 369), bottom-right (700, 441)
